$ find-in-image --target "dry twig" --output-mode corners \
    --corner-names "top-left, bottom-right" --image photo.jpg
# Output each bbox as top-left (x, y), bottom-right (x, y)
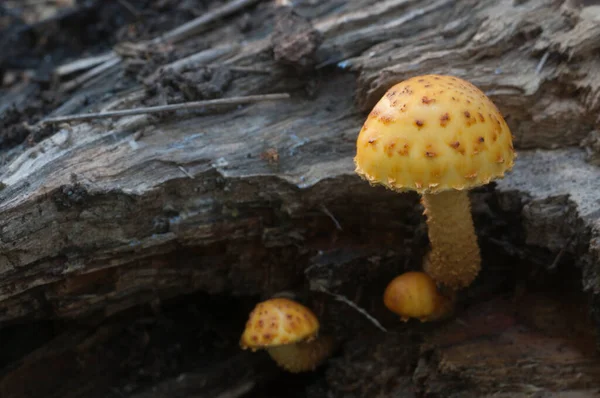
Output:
top-left (55, 52), bottom-right (118, 77)
top-left (205, 64), bottom-right (272, 74)
top-left (320, 204), bottom-right (343, 231)
top-left (59, 56), bottom-right (121, 92)
top-left (312, 284), bottom-right (388, 333)
top-left (42, 93), bottom-right (291, 124)
top-left (155, 0), bottom-right (262, 44)
top-left (160, 44), bottom-right (239, 74)
top-left (117, 0), bottom-right (139, 17)
top-left (178, 166), bottom-right (195, 180)
top-left (54, 0), bottom-right (263, 91)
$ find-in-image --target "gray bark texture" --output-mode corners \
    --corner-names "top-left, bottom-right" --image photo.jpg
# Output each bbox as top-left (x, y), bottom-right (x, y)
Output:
top-left (1, 0), bottom-right (600, 397)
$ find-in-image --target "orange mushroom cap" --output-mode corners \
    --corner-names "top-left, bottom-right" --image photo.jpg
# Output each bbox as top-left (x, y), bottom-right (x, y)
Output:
top-left (354, 74), bottom-right (515, 194)
top-left (383, 271), bottom-right (452, 322)
top-left (240, 298), bottom-right (320, 350)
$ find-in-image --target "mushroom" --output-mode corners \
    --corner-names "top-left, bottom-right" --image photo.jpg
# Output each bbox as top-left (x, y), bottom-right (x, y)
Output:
top-left (383, 271), bottom-right (454, 322)
top-left (240, 297), bottom-right (334, 373)
top-left (354, 74), bottom-right (516, 289)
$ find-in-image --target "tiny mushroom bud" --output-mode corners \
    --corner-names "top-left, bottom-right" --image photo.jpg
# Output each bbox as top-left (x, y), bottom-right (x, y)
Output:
top-left (355, 74), bottom-right (516, 290)
top-left (383, 271), bottom-right (454, 322)
top-left (240, 297), bottom-right (334, 373)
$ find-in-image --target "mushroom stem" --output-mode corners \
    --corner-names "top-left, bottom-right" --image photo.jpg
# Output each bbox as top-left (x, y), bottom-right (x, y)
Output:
top-left (427, 290), bottom-right (456, 322)
top-left (266, 335), bottom-right (335, 373)
top-left (421, 190), bottom-right (481, 290)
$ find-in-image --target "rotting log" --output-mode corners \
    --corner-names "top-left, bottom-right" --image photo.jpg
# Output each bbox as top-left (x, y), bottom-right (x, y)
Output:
top-left (1, 0), bottom-right (599, 327)
top-left (1, 0), bottom-right (600, 396)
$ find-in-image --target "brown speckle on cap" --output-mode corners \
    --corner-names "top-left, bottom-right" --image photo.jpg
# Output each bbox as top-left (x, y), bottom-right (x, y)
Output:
top-left (478, 112), bottom-right (485, 122)
top-left (450, 141), bottom-right (460, 149)
top-left (440, 113), bottom-right (450, 127)
top-left (398, 143), bottom-right (409, 156)
top-left (379, 114), bottom-right (395, 125)
top-left (478, 137), bottom-right (485, 143)
top-left (385, 142), bottom-right (397, 157)
top-left (425, 151), bottom-right (437, 157)
top-left (415, 120), bottom-right (424, 128)
top-left (422, 96), bottom-right (435, 104)
top-left (464, 110), bottom-right (476, 126)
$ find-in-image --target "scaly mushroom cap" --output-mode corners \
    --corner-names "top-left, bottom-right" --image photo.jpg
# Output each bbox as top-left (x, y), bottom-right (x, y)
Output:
top-left (354, 75), bottom-right (516, 194)
top-left (240, 298), bottom-right (320, 350)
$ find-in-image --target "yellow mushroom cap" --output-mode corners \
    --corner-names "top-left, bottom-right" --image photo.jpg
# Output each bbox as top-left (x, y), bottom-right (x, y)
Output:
top-left (354, 75), bottom-right (516, 194)
top-left (383, 271), bottom-right (447, 321)
top-left (240, 298), bottom-right (320, 350)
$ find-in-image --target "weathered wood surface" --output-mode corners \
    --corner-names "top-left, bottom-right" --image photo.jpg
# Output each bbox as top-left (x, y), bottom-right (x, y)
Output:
top-left (1, 0), bottom-right (600, 396)
top-left (1, 0), bottom-right (599, 325)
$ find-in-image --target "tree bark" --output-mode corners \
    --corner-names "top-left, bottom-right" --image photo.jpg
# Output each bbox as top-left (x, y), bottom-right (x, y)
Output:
top-left (1, 0), bottom-right (600, 396)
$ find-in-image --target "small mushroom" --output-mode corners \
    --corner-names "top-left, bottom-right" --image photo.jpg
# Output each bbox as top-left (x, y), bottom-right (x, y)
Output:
top-left (354, 74), bottom-right (516, 289)
top-left (383, 271), bottom-right (454, 322)
top-left (240, 297), bottom-right (334, 373)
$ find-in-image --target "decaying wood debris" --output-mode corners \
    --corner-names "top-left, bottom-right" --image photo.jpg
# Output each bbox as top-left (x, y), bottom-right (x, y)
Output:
top-left (1, 0), bottom-right (600, 397)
